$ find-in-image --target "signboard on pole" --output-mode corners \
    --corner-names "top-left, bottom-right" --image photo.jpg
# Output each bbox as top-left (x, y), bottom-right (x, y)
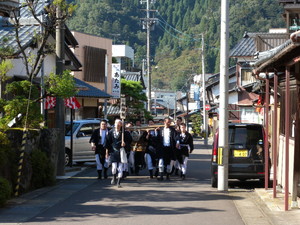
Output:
top-left (120, 95), bottom-right (126, 119)
top-left (112, 63), bottom-right (121, 98)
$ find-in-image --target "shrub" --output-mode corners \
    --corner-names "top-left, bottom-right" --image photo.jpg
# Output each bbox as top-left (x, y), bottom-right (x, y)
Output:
top-left (190, 113), bottom-right (203, 137)
top-left (0, 177), bottom-right (12, 207)
top-left (30, 150), bottom-right (56, 189)
top-left (0, 131), bottom-right (17, 193)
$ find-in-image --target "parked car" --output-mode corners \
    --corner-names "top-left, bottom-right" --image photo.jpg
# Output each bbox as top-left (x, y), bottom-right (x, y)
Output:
top-left (211, 123), bottom-right (269, 188)
top-left (65, 119), bottom-right (101, 166)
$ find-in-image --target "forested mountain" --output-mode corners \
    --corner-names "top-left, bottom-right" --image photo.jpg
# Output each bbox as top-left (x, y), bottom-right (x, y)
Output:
top-left (67, 0), bottom-right (285, 90)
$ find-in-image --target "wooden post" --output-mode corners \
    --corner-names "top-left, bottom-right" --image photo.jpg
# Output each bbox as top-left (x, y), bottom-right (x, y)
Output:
top-left (265, 76), bottom-right (270, 189)
top-left (285, 66), bottom-right (290, 211)
top-left (292, 71), bottom-right (300, 208)
top-left (273, 73), bottom-right (278, 198)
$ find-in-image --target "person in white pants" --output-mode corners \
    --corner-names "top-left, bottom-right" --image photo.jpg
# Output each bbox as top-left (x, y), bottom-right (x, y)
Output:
top-left (90, 120), bottom-right (109, 179)
top-left (105, 119), bottom-right (132, 187)
top-left (175, 123), bottom-right (194, 180)
top-left (157, 117), bottom-right (177, 181)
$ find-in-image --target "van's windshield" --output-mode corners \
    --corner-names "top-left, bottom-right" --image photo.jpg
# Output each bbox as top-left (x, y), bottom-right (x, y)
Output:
top-left (65, 122), bottom-right (80, 136)
top-left (229, 125), bottom-right (263, 147)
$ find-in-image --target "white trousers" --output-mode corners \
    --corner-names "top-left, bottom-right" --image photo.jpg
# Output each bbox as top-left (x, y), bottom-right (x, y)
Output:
top-left (145, 153), bottom-right (153, 170)
top-left (111, 162), bottom-right (123, 178)
top-left (95, 154), bottom-right (109, 170)
top-left (158, 158), bottom-right (175, 173)
top-left (128, 151), bottom-right (135, 169)
top-left (179, 156), bottom-right (189, 175)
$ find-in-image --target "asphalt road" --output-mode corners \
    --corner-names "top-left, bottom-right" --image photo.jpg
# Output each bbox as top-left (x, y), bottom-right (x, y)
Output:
top-left (0, 138), bottom-right (267, 225)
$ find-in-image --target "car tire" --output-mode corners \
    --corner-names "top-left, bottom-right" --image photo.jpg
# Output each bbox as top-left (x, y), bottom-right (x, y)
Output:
top-left (211, 175), bottom-right (217, 188)
top-left (259, 178), bottom-right (271, 188)
top-left (65, 148), bottom-right (71, 166)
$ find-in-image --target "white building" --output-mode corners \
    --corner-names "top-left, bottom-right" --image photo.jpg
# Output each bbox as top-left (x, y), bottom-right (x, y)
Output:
top-left (112, 45), bottom-right (134, 72)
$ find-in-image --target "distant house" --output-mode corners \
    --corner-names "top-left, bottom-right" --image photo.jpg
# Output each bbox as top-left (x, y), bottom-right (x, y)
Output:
top-left (206, 31), bottom-right (289, 127)
top-left (0, 1), bottom-right (113, 127)
top-left (206, 66), bottom-right (237, 123)
top-left (229, 31), bottom-right (289, 124)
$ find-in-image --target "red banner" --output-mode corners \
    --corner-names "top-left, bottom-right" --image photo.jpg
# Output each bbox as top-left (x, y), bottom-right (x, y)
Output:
top-left (44, 96), bottom-right (56, 109)
top-left (64, 97), bottom-right (81, 109)
top-left (44, 96), bottom-right (81, 109)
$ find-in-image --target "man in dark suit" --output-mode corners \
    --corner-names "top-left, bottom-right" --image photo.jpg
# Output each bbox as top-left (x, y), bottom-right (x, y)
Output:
top-left (157, 117), bottom-right (177, 181)
top-left (90, 119), bottom-right (109, 180)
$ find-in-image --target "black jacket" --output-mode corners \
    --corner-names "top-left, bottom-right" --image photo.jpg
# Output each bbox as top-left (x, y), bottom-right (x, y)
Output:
top-left (89, 128), bottom-right (109, 155)
top-left (158, 126), bottom-right (177, 149)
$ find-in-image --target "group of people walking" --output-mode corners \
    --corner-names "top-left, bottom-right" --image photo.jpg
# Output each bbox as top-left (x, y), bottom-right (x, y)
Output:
top-left (89, 117), bottom-right (194, 188)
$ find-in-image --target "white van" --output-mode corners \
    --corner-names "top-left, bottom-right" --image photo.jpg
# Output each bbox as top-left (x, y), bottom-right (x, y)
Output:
top-left (65, 119), bottom-right (101, 166)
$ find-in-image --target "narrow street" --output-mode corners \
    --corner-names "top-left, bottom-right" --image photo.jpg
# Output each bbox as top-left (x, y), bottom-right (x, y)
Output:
top-left (0, 138), bottom-right (274, 225)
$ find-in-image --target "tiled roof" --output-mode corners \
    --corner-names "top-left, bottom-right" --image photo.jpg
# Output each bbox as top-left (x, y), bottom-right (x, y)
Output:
top-left (19, 0), bottom-right (46, 18)
top-left (206, 66), bottom-right (236, 87)
top-left (0, 21), bottom-right (39, 54)
top-left (229, 33), bottom-right (256, 57)
top-left (252, 39), bottom-right (292, 68)
top-left (0, 1), bottom-right (81, 70)
top-left (229, 32), bottom-right (289, 58)
top-left (121, 72), bottom-right (146, 88)
top-left (75, 78), bottom-right (111, 98)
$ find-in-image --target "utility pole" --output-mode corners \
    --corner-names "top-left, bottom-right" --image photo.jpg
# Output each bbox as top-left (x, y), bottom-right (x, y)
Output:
top-left (201, 34), bottom-right (208, 145)
top-left (218, 0), bottom-right (229, 191)
top-left (104, 54), bottom-right (108, 119)
top-left (174, 92), bottom-right (177, 119)
top-left (146, 0), bottom-right (151, 112)
top-left (55, 6), bottom-right (65, 176)
top-left (141, 0), bottom-right (157, 113)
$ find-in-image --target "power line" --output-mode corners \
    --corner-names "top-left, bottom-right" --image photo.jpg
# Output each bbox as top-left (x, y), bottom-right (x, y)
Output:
top-left (156, 12), bottom-right (202, 42)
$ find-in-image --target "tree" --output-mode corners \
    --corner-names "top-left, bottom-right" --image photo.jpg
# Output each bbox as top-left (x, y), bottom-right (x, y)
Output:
top-left (0, 1), bottom-right (77, 128)
top-left (120, 79), bottom-right (151, 121)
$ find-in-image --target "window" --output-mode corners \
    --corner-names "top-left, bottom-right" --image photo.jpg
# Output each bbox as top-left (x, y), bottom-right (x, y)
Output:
top-left (65, 122), bottom-right (80, 136)
top-left (83, 46), bottom-right (107, 83)
top-left (241, 69), bottom-right (255, 86)
top-left (78, 124), bottom-right (94, 137)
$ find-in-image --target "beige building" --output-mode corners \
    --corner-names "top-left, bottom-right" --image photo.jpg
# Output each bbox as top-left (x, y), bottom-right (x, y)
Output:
top-left (71, 31), bottom-right (113, 119)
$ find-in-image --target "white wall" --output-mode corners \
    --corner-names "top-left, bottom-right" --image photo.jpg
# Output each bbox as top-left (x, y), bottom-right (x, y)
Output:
top-left (278, 135), bottom-right (295, 194)
top-left (112, 45), bottom-right (134, 61)
top-left (7, 48), bottom-right (56, 77)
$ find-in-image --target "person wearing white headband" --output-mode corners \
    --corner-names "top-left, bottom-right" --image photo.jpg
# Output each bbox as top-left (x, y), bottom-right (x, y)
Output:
top-left (105, 118), bottom-right (132, 187)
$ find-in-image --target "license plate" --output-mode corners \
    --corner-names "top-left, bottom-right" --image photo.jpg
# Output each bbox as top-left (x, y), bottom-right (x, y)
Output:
top-left (233, 150), bottom-right (248, 157)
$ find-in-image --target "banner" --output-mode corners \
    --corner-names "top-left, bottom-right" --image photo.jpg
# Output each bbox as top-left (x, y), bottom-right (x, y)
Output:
top-left (111, 63), bottom-right (121, 98)
top-left (64, 97), bottom-right (81, 109)
top-left (44, 96), bottom-right (56, 109)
